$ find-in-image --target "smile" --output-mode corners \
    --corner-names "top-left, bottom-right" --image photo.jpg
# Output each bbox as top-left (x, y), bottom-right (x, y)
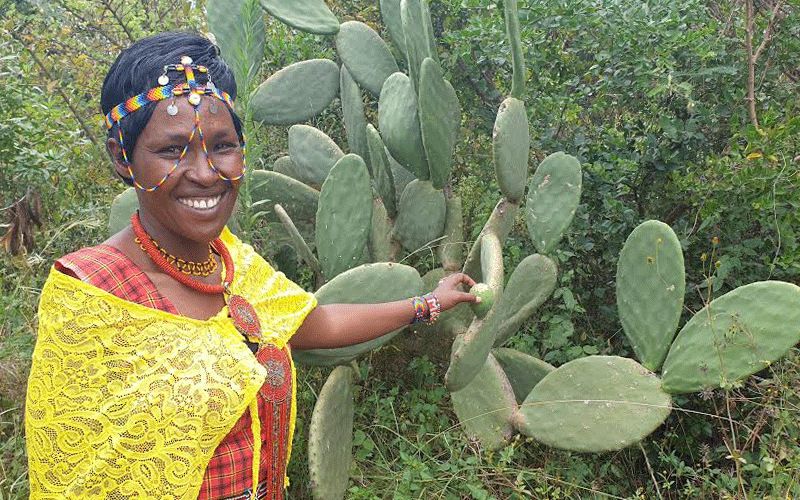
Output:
top-left (178, 194), bottom-right (222, 210)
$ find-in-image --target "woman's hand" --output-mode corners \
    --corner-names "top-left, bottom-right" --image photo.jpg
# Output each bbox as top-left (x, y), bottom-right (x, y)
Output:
top-left (430, 272), bottom-right (480, 312)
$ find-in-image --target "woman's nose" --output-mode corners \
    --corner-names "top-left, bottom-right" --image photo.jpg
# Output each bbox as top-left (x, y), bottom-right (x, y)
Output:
top-left (183, 146), bottom-right (219, 185)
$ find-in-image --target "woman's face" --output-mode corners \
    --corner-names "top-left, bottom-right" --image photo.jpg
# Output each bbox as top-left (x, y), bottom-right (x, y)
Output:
top-left (116, 96), bottom-right (242, 249)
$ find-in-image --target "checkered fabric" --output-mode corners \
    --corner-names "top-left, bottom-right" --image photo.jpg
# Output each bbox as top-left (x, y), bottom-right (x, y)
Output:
top-left (56, 245), bottom-right (294, 500)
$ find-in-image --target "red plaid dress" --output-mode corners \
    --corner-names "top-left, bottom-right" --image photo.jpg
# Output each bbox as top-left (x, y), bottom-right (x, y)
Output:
top-left (57, 244), bottom-right (294, 500)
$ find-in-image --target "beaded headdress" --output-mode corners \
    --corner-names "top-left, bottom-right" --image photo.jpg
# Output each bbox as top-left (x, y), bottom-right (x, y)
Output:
top-left (104, 56), bottom-right (246, 192)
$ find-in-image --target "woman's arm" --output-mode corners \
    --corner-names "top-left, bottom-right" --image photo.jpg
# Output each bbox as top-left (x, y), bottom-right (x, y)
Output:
top-left (290, 273), bottom-right (479, 349)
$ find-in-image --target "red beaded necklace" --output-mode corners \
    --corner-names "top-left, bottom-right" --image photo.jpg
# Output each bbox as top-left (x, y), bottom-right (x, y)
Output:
top-left (131, 212), bottom-right (262, 342)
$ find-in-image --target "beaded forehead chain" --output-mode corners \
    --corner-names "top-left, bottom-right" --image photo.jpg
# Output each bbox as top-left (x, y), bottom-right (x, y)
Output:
top-left (105, 55), bottom-right (246, 192)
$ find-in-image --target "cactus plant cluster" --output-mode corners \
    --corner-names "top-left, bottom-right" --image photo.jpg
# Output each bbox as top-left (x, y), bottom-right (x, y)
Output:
top-left (106, 1), bottom-right (800, 499)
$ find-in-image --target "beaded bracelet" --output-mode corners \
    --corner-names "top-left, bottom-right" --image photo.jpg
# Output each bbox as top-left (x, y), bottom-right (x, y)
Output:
top-left (409, 296), bottom-right (427, 324)
top-left (423, 293), bottom-right (441, 325)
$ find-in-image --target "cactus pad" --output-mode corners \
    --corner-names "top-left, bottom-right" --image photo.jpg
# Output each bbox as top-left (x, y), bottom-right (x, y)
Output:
top-left (419, 57), bottom-right (461, 190)
top-left (526, 152), bottom-right (582, 254)
top-left (293, 262), bottom-right (424, 366)
top-left (259, 0), bottom-right (339, 35)
top-left (308, 366), bottom-right (354, 500)
top-left (206, 0), bottom-right (265, 90)
top-left (336, 21), bottom-right (399, 96)
top-left (378, 72), bottom-right (429, 179)
top-left (514, 356), bottom-right (672, 452)
top-left (451, 352), bottom-right (517, 451)
top-left (365, 124), bottom-right (397, 218)
top-left (251, 59), bottom-right (339, 125)
top-left (340, 66), bottom-right (369, 166)
top-left (392, 180), bottom-right (447, 252)
top-left (462, 199), bottom-right (521, 282)
top-left (661, 280), bottom-right (800, 394)
top-left (316, 154), bottom-right (373, 280)
top-left (368, 197), bottom-right (396, 263)
top-left (288, 124), bottom-right (345, 189)
top-left (109, 187), bottom-right (138, 236)
top-left (379, 0), bottom-right (406, 58)
top-left (503, 0), bottom-right (526, 99)
top-left (438, 195), bottom-right (464, 271)
top-left (491, 347), bottom-right (555, 403)
top-left (492, 97), bottom-right (529, 202)
top-left (445, 303), bottom-right (504, 392)
top-left (249, 170), bottom-right (320, 223)
top-left (401, 0), bottom-right (436, 89)
top-left (493, 254), bottom-right (558, 346)
top-left (617, 220), bottom-right (685, 371)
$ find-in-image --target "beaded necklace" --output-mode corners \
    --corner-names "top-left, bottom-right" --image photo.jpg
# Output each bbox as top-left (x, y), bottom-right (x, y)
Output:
top-left (131, 212), bottom-right (262, 343)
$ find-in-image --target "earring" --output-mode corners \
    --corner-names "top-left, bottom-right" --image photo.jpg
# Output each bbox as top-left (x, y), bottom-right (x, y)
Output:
top-left (167, 98), bottom-right (178, 116)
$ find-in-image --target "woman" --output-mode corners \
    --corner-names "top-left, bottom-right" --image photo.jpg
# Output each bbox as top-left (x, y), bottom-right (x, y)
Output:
top-left (25, 32), bottom-right (478, 500)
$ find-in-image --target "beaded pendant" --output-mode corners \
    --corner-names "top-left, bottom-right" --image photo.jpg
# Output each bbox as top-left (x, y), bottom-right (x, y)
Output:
top-left (227, 293), bottom-right (262, 343)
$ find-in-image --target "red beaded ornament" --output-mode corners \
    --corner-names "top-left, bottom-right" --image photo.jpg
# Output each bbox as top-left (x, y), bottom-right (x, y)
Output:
top-left (131, 212), bottom-right (262, 342)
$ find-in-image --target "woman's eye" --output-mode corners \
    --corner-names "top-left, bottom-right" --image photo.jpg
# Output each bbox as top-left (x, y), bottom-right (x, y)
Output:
top-left (159, 145), bottom-right (184, 155)
top-left (214, 142), bottom-right (237, 152)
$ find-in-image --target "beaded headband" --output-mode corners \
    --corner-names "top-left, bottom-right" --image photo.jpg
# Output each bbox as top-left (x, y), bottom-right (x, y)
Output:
top-left (105, 56), bottom-right (246, 192)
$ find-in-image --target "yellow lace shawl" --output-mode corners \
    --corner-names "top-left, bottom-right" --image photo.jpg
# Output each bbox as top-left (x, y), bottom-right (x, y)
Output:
top-left (26, 228), bottom-right (317, 500)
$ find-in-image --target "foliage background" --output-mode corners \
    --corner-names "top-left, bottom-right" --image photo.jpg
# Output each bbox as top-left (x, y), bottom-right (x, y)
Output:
top-left (1, 0), bottom-right (798, 498)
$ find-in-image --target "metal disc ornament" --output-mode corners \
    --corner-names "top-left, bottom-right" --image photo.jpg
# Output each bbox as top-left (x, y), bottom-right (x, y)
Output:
top-left (228, 294), bottom-right (262, 342)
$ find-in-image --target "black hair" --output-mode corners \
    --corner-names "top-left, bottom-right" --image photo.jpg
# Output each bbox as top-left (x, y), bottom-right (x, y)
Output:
top-left (101, 32), bottom-right (243, 185)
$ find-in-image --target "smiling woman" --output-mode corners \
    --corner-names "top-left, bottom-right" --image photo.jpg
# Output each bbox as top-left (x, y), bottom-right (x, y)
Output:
top-left (24, 32), bottom-right (478, 500)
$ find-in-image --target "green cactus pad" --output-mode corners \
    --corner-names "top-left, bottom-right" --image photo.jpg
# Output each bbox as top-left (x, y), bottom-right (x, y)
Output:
top-left (526, 152), bottom-right (582, 254)
top-left (419, 57), bottom-right (461, 190)
top-left (451, 352), bottom-right (517, 451)
top-left (293, 262), bottom-right (423, 366)
top-left (391, 180), bottom-right (447, 252)
top-left (340, 66), bottom-right (369, 166)
top-left (365, 124), bottom-right (397, 218)
top-left (259, 0), bottom-right (339, 35)
top-left (445, 301), bottom-right (505, 392)
top-left (273, 155), bottom-right (299, 177)
top-left (617, 220), bottom-right (685, 371)
top-left (401, 0), bottom-right (435, 89)
top-left (316, 154), bottom-right (372, 280)
top-left (493, 254), bottom-right (558, 346)
top-left (288, 124), bottom-right (345, 188)
top-left (379, 0), bottom-right (406, 58)
top-left (491, 347), bottom-right (555, 404)
top-left (109, 187), bottom-right (138, 236)
top-left (249, 170), bottom-right (320, 223)
top-left (251, 59), bottom-right (339, 125)
top-left (390, 155), bottom-right (416, 198)
top-left (492, 97), bottom-right (530, 202)
top-left (662, 281), bottom-right (800, 394)
top-left (438, 195), bottom-right (464, 272)
top-left (462, 199), bottom-right (521, 282)
top-left (308, 366), bottom-right (354, 500)
top-left (378, 72), bottom-right (429, 179)
top-left (480, 232), bottom-right (504, 293)
top-left (274, 204), bottom-right (322, 281)
top-left (336, 21), bottom-right (399, 96)
top-left (368, 197), bottom-right (396, 263)
top-left (207, 0), bottom-right (265, 91)
top-left (514, 356), bottom-right (672, 452)
top-left (503, 0), bottom-right (526, 99)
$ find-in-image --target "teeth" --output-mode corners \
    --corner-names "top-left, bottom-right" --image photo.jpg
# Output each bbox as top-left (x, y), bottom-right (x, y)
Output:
top-left (179, 195), bottom-right (221, 210)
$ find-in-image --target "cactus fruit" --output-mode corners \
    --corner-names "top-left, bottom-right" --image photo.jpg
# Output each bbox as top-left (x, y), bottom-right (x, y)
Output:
top-left (249, 170), bottom-right (320, 223)
top-left (109, 187), bottom-right (137, 236)
top-left (617, 220), bottom-right (685, 371)
top-left (661, 280), bottom-right (800, 394)
top-left (378, 72), bottom-right (429, 179)
top-left (391, 180), bottom-right (446, 252)
top-left (336, 21), bottom-right (399, 96)
top-left (308, 365), bottom-right (354, 500)
top-left (251, 59), bottom-right (340, 125)
top-left (513, 356), bottom-right (672, 452)
top-left (526, 152), bottom-right (582, 254)
top-left (315, 154), bottom-right (372, 280)
top-left (419, 57), bottom-right (461, 190)
top-left (259, 0), bottom-right (339, 35)
top-left (292, 262), bottom-right (423, 366)
top-left (469, 283), bottom-right (493, 318)
top-left (450, 351), bottom-right (517, 451)
top-left (492, 97), bottom-right (530, 202)
top-left (491, 347), bottom-right (555, 404)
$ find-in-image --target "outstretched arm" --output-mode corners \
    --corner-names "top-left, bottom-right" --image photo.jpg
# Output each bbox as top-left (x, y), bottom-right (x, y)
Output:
top-left (290, 273), bottom-right (479, 350)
